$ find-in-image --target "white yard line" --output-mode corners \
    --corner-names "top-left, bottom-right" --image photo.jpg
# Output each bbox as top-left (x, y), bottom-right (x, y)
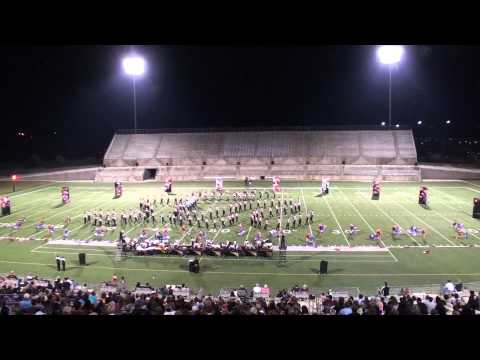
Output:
top-left (356, 191), bottom-right (420, 246)
top-left (212, 229), bottom-right (222, 241)
top-left (245, 226), bottom-right (252, 241)
top-left (462, 181), bottom-right (480, 189)
top-left (301, 188), bottom-right (313, 235)
top-left (180, 227), bottom-right (193, 242)
top-left (338, 189), bottom-right (398, 262)
top-left (322, 195), bottom-right (351, 246)
top-left (30, 243), bottom-right (48, 253)
top-left (465, 187), bottom-right (480, 194)
top-left (434, 188), bottom-right (473, 212)
top-left (278, 191), bottom-right (284, 248)
top-left (392, 199), bottom-right (457, 246)
top-left (35, 246), bottom-right (113, 252)
top-left (8, 184), bottom-right (54, 198)
top-left (1, 258), bottom-right (480, 277)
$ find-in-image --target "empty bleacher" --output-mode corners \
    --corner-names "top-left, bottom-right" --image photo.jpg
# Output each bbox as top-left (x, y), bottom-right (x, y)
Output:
top-left (99, 129), bottom-right (419, 182)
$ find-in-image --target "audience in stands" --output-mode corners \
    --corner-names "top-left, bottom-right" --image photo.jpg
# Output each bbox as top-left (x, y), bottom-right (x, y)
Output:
top-left (1, 273), bottom-right (480, 315)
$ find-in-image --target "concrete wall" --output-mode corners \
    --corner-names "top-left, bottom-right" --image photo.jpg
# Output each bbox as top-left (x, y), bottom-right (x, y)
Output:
top-left (7, 168), bottom-right (100, 181)
top-left (95, 165), bottom-right (421, 182)
top-left (420, 165), bottom-right (480, 180)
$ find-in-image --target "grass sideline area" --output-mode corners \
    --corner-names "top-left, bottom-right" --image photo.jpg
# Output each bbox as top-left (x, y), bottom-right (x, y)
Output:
top-left (1, 179), bottom-right (480, 295)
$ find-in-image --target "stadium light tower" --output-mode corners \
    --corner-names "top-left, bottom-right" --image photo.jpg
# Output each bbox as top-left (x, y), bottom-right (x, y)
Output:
top-left (122, 55), bottom-right (146, 134)
top-left (377, 45), bottom-right (404, 129)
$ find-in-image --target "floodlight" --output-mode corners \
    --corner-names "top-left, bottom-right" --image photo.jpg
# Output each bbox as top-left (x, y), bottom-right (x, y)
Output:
top-left (417, 121), bottom-right (422, 125)
top-left (446, 120), bottom-right (451, 124)
top-left (122, 56), bottom-right (145, 76)
top-left (377, 45), bottom-right (404, 65)
top-left (395, 124), bottom-right (400, 128)
top-left (381, 122), bottom-right (386, 126)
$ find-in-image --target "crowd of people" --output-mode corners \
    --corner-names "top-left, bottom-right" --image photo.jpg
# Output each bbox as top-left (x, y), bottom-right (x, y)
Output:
top-left (1, 272), bottom-right (480, 315)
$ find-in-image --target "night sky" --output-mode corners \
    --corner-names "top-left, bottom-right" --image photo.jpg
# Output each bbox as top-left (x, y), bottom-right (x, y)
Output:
top-left (1, 45), bottom-right (480, 165)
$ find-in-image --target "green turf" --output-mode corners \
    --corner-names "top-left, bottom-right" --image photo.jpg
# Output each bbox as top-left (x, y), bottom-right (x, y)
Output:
top-left (1, 180), bottom-right (480, 295)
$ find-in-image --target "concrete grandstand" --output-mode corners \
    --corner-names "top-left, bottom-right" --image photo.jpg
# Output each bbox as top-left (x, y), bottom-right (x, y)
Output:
top-left (96, 128), bottom-right (421, 182)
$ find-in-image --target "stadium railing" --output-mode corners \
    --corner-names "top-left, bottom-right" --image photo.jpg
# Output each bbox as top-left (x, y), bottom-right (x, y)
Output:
top-left (115, 125), bottom-right (413, 135)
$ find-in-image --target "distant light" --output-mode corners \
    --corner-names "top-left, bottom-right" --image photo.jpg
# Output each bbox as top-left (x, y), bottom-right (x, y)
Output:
top-left (11, 175), bottom-right (17, 181)
top-left (122, 56), bottom-right (146, 76)
top-left (381, 122), bottom-right (386, 126)
top-left (53, 131), bottom-right (57, 135)
top-left (395, 124), bottom-right (400, 128)
top-left (377, 45), bottom-right (404, 65)
top-left (446, 120), bottom-right (451, 124)
top-left (417, 121), bottom-right (422, 125)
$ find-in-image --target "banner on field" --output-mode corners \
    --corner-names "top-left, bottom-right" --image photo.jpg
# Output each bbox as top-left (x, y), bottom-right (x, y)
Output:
top-left (215, 177), bottom-right (224, 191)
top-left (272, 176), bottom-right (281, 192)
top-left (61, 186), bottom-right (70, 203)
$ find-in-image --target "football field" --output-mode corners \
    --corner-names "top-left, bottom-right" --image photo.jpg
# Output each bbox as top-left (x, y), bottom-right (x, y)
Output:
top-left (1, 179), bottom-right (480, 295)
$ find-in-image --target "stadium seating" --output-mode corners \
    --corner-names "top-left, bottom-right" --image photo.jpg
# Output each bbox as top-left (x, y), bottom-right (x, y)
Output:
top-left (99, 129), bottom-right (420, 182)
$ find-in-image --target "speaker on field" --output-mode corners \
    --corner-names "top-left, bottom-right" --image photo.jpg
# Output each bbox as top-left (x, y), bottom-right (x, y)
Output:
top-left (320, 260), bottom-right (328, 274)
top-left (473, 198), bottom-right (480, 219)
top-left (78, 253), bottom-right (86, 265)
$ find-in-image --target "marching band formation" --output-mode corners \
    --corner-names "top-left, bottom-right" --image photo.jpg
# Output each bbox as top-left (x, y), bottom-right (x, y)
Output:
top-left (1, 178), bottom-right (479, 253)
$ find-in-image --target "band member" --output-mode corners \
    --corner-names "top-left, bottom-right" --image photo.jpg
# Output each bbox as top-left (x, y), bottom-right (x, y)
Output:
top-left (421, 228), bottom-right (427, 241)
top-left (238, 224), bottom-right (247, 236)
top-left (305, 232), bottom-right (316, 247)
top-left (318, 223), bottom-right (327, 234)
top-left (419, 186), bottom-right (428, 206)
top-left (60, 256), bottom-right (66, 271)
top-left (392, 224), bottom-right (401, 237)
top-left (164, 177), bottom-right (173, 194)
top-left (347, 224), bottom-right (359, 240)
top-left (407, 225), bottom-right (419, 237)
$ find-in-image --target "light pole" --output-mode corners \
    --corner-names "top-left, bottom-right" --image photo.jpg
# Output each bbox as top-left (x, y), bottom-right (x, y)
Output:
top-left (377, 45), bottom-right (404, 129)
top-left (122, 55), bottom-right (146, 134)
